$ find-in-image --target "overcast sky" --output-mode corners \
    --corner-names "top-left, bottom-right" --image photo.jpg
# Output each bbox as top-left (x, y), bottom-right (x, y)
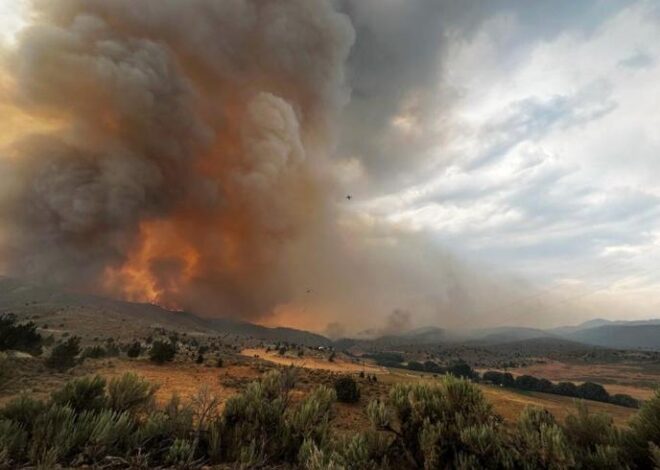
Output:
top-left (2, 0), bottom-right (659, 326)
top-left (330, 0), bottom-right (660, 322)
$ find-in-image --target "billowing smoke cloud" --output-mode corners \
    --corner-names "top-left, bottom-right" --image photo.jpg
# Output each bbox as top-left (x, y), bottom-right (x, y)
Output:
top-left (0, 0), bottom-right (583, 333)
top-left (0, 0), bottom-right (354, 319)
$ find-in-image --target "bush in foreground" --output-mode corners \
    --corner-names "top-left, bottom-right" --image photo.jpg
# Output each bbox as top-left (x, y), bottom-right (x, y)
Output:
top-left (1, 370), bottom-right (659, 468)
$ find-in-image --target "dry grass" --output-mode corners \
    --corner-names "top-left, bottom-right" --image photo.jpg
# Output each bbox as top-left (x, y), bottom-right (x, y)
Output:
top-left (241, 348), bottom-right (383, 374)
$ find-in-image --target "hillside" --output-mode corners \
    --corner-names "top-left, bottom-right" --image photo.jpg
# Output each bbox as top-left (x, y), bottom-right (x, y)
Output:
top-left (0, 277), bottom-right (330, 346)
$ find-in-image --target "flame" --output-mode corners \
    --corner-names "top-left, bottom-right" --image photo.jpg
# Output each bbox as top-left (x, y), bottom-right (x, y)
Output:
top-left (103, 219), bottom-right (199, 309)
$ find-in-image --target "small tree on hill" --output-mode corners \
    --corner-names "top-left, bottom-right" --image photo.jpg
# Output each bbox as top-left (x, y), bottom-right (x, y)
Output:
top-left (149, 340), bottom-right (176, 364)
top-left (46, 336), bottom-right (81, 371)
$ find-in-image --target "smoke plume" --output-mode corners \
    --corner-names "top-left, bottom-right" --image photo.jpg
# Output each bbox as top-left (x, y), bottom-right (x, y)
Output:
top-left (0, 0), bottom-right (357, 319)
top-left (0, 0), bottom-right (574, 333)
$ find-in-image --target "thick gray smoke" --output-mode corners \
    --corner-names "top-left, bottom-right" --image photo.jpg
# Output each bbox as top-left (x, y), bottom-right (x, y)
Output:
top-left (0, 0), bottom-right (356, 320)
top-left (0, 0), bottom-right (573, 333)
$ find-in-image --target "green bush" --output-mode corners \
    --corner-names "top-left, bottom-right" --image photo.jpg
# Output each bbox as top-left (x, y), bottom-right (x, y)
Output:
top-left (45, 336), bottom-right (81, 371)
top-left (107, 372), bottom-right (158, 415)
top-left (625, 389), bottom-right (660, 468)
top-left (0, 393), bottom-right (46, 431)
top-left (334, 376), bottom-right (360, 403)
top-left (371, 375), bottom-right (505, 468)
top-left (563, 401), bottom-right (626, 468)
top-left (51, 375), bottom-right (107, 413)
top-left (1, 366), bottom-right (657, 468)
top-left (149, 340), bottom-right (176, 364)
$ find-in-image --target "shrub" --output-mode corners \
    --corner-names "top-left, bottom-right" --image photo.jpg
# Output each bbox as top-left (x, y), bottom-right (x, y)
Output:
top-left (216, 357), bottom-right (224, 368)
top-left (563, 401), bottom-right (625, 468)
top-left (0, 313), bottom-right (42, 355)
top-left (107, 373), bottom-right (158, 415)
top-left (0, 418), bottom-right (28, 465)
top-left (45, 336), bottom-right (81, 371)
top-left (334, 376), bottom-right (360, 403)
top-left (374, 376), bottom-right (505, 468)
top-left (514, 406), bottom-right (575, 468)
top-left (51, 375), bottom-right (107, 413)
top-left (0, 394), bottom-right (46, 431)
top-left (196, 354), bottom-right (204, 364)
top-left (149, 340), bottom-right (176, 364)
top-left (126, 341), bottom-right (142, 358)
top-left (625, 389), bottom-right (660, 468)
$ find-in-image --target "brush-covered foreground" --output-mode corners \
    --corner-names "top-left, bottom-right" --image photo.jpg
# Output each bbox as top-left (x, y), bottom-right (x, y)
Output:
top-left (1, 369), bottom-right (659, 469)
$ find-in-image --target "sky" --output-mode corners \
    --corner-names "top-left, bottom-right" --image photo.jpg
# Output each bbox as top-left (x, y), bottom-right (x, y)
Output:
top-left (0, 0), bottom-right (658, 331)
top-left (332, 0), bottom-right (660, 325)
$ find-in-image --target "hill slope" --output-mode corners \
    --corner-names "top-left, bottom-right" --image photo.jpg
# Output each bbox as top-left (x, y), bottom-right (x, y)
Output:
top-left (0, 277), bottom-right (330, 346)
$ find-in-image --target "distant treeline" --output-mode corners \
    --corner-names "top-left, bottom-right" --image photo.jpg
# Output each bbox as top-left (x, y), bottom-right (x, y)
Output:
top-left (482, 370), bottom-right (640, 408)
top-left (364, 351), bottom-right (639, 409)
top-left (365, 352), bottom-right (477, 378)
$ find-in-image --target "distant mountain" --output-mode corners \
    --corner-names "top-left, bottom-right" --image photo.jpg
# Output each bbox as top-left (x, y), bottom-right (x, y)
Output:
top-left (565, 324), bottom-right (660, 350)
top-left (466, 326), bottom-right (555, 344)
top-left (339, 319), bottom-right (660, 351)
top-left (0, 277), bottom-right (330, 347)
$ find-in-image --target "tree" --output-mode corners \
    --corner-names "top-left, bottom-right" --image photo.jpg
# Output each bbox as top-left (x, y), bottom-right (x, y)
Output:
top-left (196, 354), bottom-right (204, 364)
top-left (577, 382), bottom-right (610, 403)
top-left (555, 381), bottom-right (579, 397)
top-left (334, 376), bottom-right (360, 403)
top-left (45, 337), bottom-right (81, 371)
top-left (0, 314), bottom-right (42, 355)
top-left (609, 393), bottom-right (638, 408)
top-left (483, 371), bottom-right (514, 387)
top-left (149, 340), bottom-right (176, 364)
top-left (515, 375), bottom-right (541, 391)
top-left (447, 360), bottom-right (476, 379)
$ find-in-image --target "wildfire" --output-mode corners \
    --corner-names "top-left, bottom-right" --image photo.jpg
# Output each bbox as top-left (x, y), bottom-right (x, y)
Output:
top-left (103, 219), bottom-right (200, 309)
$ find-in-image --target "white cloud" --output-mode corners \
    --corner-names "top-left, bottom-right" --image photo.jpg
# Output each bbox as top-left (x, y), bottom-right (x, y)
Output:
top-left (358, 0), bottom-right (660, 323)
